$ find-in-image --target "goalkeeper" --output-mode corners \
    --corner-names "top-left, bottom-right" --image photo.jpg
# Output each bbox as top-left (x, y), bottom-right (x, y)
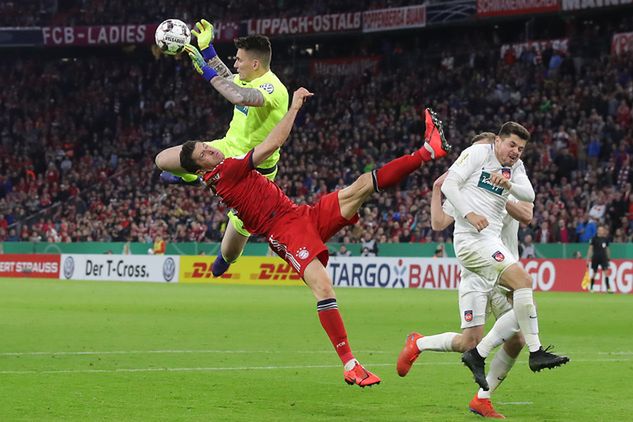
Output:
top-left (155, 20), bottom-right (288, 276)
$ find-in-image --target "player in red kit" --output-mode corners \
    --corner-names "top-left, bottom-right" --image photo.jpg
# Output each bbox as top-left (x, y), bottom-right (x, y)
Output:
top-left (177, 87), bottom-right (452, 387)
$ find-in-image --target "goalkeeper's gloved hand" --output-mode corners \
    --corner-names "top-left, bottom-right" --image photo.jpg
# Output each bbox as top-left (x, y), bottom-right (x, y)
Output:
top-left (191, 18), bottom-right (217, 61)
top-left (184, 44), bottom-right (217, 82)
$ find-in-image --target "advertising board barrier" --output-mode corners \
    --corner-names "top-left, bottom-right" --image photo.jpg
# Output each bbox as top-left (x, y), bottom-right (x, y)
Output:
top-left (179, 256), bottom-right (304, 286)
top-left (59, 254), bottom-right (178, 283)
top-left (0, 254), bottom-right (60, 279)
top-left (327, 257), bottom-right (633, 293)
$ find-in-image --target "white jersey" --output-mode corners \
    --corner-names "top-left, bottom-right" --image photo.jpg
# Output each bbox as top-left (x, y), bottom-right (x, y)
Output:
top-left (446, 144), bottom-right (530, 239)
top-left (444, 189), bottom-right (520, 262)
top-left (501, 195), bottom-right (520, 259)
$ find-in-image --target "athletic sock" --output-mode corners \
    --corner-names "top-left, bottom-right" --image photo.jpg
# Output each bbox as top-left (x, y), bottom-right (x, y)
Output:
top-left (416, 332), bottom-right (458, 352)
top-left (317, 299), bottom-right (354, 365)
top-left (605, 277), bottom-right (610, 291)
top-left (211, 251), bottom-right (231, 277)
top-left (512, 288), bottom-right (541, 352)
top-left (476, 311), bottom-right (520, 358)
top-left (477, 347), bottom-right (517, 399)
top-left (372, 154), bottom-right (422, 192)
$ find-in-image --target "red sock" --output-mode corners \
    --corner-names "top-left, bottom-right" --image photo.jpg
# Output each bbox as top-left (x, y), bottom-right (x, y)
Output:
top-left (317, 299), bottom-right (354, 365)
top-left (373, 153), bottom-right (423, 192)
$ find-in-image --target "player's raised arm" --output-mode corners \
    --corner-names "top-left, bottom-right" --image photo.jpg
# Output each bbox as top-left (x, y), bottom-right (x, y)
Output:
top-left (505, 199), bottom-right (534, 225)
top-left (184, 44), bottom-right (265, 106)
top-left (431, 172), bottom-right (455, 231)
top-left (191, 19), bottom-right (233, 79)
top-left (441, 148), bottom-right (489, 231)
top-left (251, 88), bottom-right (313, 168)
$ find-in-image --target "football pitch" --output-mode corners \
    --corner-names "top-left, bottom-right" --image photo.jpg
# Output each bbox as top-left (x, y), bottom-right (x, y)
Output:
top-left (1, 278), bottom-right (631, 421)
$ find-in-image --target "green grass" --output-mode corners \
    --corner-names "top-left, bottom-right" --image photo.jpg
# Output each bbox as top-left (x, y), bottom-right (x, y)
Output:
top-left (0, 278), bottom-right (632, 421)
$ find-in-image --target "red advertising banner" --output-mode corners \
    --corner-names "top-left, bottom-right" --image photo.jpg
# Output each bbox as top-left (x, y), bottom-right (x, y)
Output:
top-left (500, 37), bottom-right (568, 58)
top-left (246, 13), bottom-right (361, 36)
top-left (524, 259), bottom-right (633, 294)
top-left (477, 0), bottom-right (560, 17)
top-left (561, 0), bottom-right (632, 11)
top-left (0, 254), bottom-right (60, 278)
top-left (362, 5), bottom-right (426, 33)
top-left (611, 31), bottom-right (633, 56)
top-left (310, 56), bottom-right (381, 76)
top-left (42, 24), bottom-right (158, 46)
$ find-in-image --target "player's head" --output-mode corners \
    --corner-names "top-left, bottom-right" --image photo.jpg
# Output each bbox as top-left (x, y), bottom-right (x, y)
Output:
top-left (179, 141), bottom-right (225, 173)
top-left (234, 35), bottom-right (272, 81)
top-left (471, 131), bottom-right (496, 145)
top-left (597, 225), bottom-right (608, 237)
top-left (494, 122), bottom-right (530, 167)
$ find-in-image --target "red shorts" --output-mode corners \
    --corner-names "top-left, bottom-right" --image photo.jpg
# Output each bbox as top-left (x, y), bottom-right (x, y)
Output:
top-left (267, 191), bottom-right (359, 278)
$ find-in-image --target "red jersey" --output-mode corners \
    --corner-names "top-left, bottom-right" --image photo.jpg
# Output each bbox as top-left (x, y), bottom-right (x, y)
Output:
top-left (203, 150), bottom-right (297, 235)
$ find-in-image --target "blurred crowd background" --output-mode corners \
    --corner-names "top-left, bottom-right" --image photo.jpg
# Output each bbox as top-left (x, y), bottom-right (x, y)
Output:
top-left (1, 3), bottom-right (632, 254)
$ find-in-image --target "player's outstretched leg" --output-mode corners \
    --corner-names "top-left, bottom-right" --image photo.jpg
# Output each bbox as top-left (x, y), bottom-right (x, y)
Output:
top-left (303, 260), bottom-right (380, 388)
top-left (418, 108), bottom-right (451, 160)
top-left (500, 265), bottom-right (570, 373)
top-left (396, 332), bottom-right (424, 377)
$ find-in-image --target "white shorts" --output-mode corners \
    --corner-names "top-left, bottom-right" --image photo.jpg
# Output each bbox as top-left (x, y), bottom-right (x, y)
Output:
top-left (458, 283), bottom-right (513, 329)
top-left (454, 234), bottom-right (518, 286)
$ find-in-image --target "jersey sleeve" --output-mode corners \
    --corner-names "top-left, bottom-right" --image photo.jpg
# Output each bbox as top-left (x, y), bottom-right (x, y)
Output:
top-left (442, 200), bottom-right (456, 218)
top-left (448, 145), bottom-right (488, 183)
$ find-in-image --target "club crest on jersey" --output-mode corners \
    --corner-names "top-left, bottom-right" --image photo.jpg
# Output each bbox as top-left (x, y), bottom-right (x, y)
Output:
top-left (297, 247), bottom-right (310, 260)
top-left (464, 310), bottom-right (473, 322)
top-left (492, 251), bottom-right (505, 262)
top-left (501, 167), bottom-right (511, 179)
top-left (477, 171), bottom-right (504, 196)
top-left (259, 83), bottom-right (274, 94)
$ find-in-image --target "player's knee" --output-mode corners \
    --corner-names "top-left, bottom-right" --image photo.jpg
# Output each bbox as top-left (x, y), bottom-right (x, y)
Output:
top-left (352, 173), bottom-right (374, 196)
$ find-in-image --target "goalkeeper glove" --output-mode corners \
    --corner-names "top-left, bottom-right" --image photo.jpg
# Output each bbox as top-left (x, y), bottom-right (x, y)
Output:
top-left (184, 44), bottom-right (218, 82)
top-left (191, 18), bottom-right (217, 61)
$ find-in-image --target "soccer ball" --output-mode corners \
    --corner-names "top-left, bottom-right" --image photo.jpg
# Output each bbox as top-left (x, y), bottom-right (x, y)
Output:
top-left (155, 19), bottom-right (191, 55)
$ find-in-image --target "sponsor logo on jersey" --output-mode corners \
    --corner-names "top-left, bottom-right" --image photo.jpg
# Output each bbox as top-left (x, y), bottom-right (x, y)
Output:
top-left (501, 167), bottom-right (511, 179)
top-left (235, 104), bottom-right (249, 115)
top-left (464, 310), bottom-right (473, 322)
top-left (477, 171), bottom-right (505, 196)
top-left (492, 251), bottom-right (505, 262)
top-left (259, 83), bottom-right (274, 94)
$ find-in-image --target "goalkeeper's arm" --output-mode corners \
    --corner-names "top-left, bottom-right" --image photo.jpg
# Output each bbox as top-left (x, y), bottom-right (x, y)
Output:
top-left (191, 18), bottom-right (232, 79)
top-left (185, 44), bottom-right (265, 107)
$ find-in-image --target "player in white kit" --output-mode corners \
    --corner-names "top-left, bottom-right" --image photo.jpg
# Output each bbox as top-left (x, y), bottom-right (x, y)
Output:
top-left (397, 133), bottom-right (532, 418)
top-left (440, 122), bottom-right (569, 390)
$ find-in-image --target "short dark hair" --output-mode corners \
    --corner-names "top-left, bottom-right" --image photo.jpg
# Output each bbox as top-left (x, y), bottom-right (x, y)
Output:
top-left (498, 122), bottom-right (530, 142)
top-left (234, 35), bottom-right (272, 68)
top-left (471, 131), bottom-right (496, 144)
top-left (179, 140), bottom-right (201, 173)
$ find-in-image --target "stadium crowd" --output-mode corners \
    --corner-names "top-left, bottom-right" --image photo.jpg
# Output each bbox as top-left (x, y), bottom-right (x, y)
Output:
top-left (0, 0), bottom-right (425, 27)
top-left (1, 14), bottom-right (633, 248)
